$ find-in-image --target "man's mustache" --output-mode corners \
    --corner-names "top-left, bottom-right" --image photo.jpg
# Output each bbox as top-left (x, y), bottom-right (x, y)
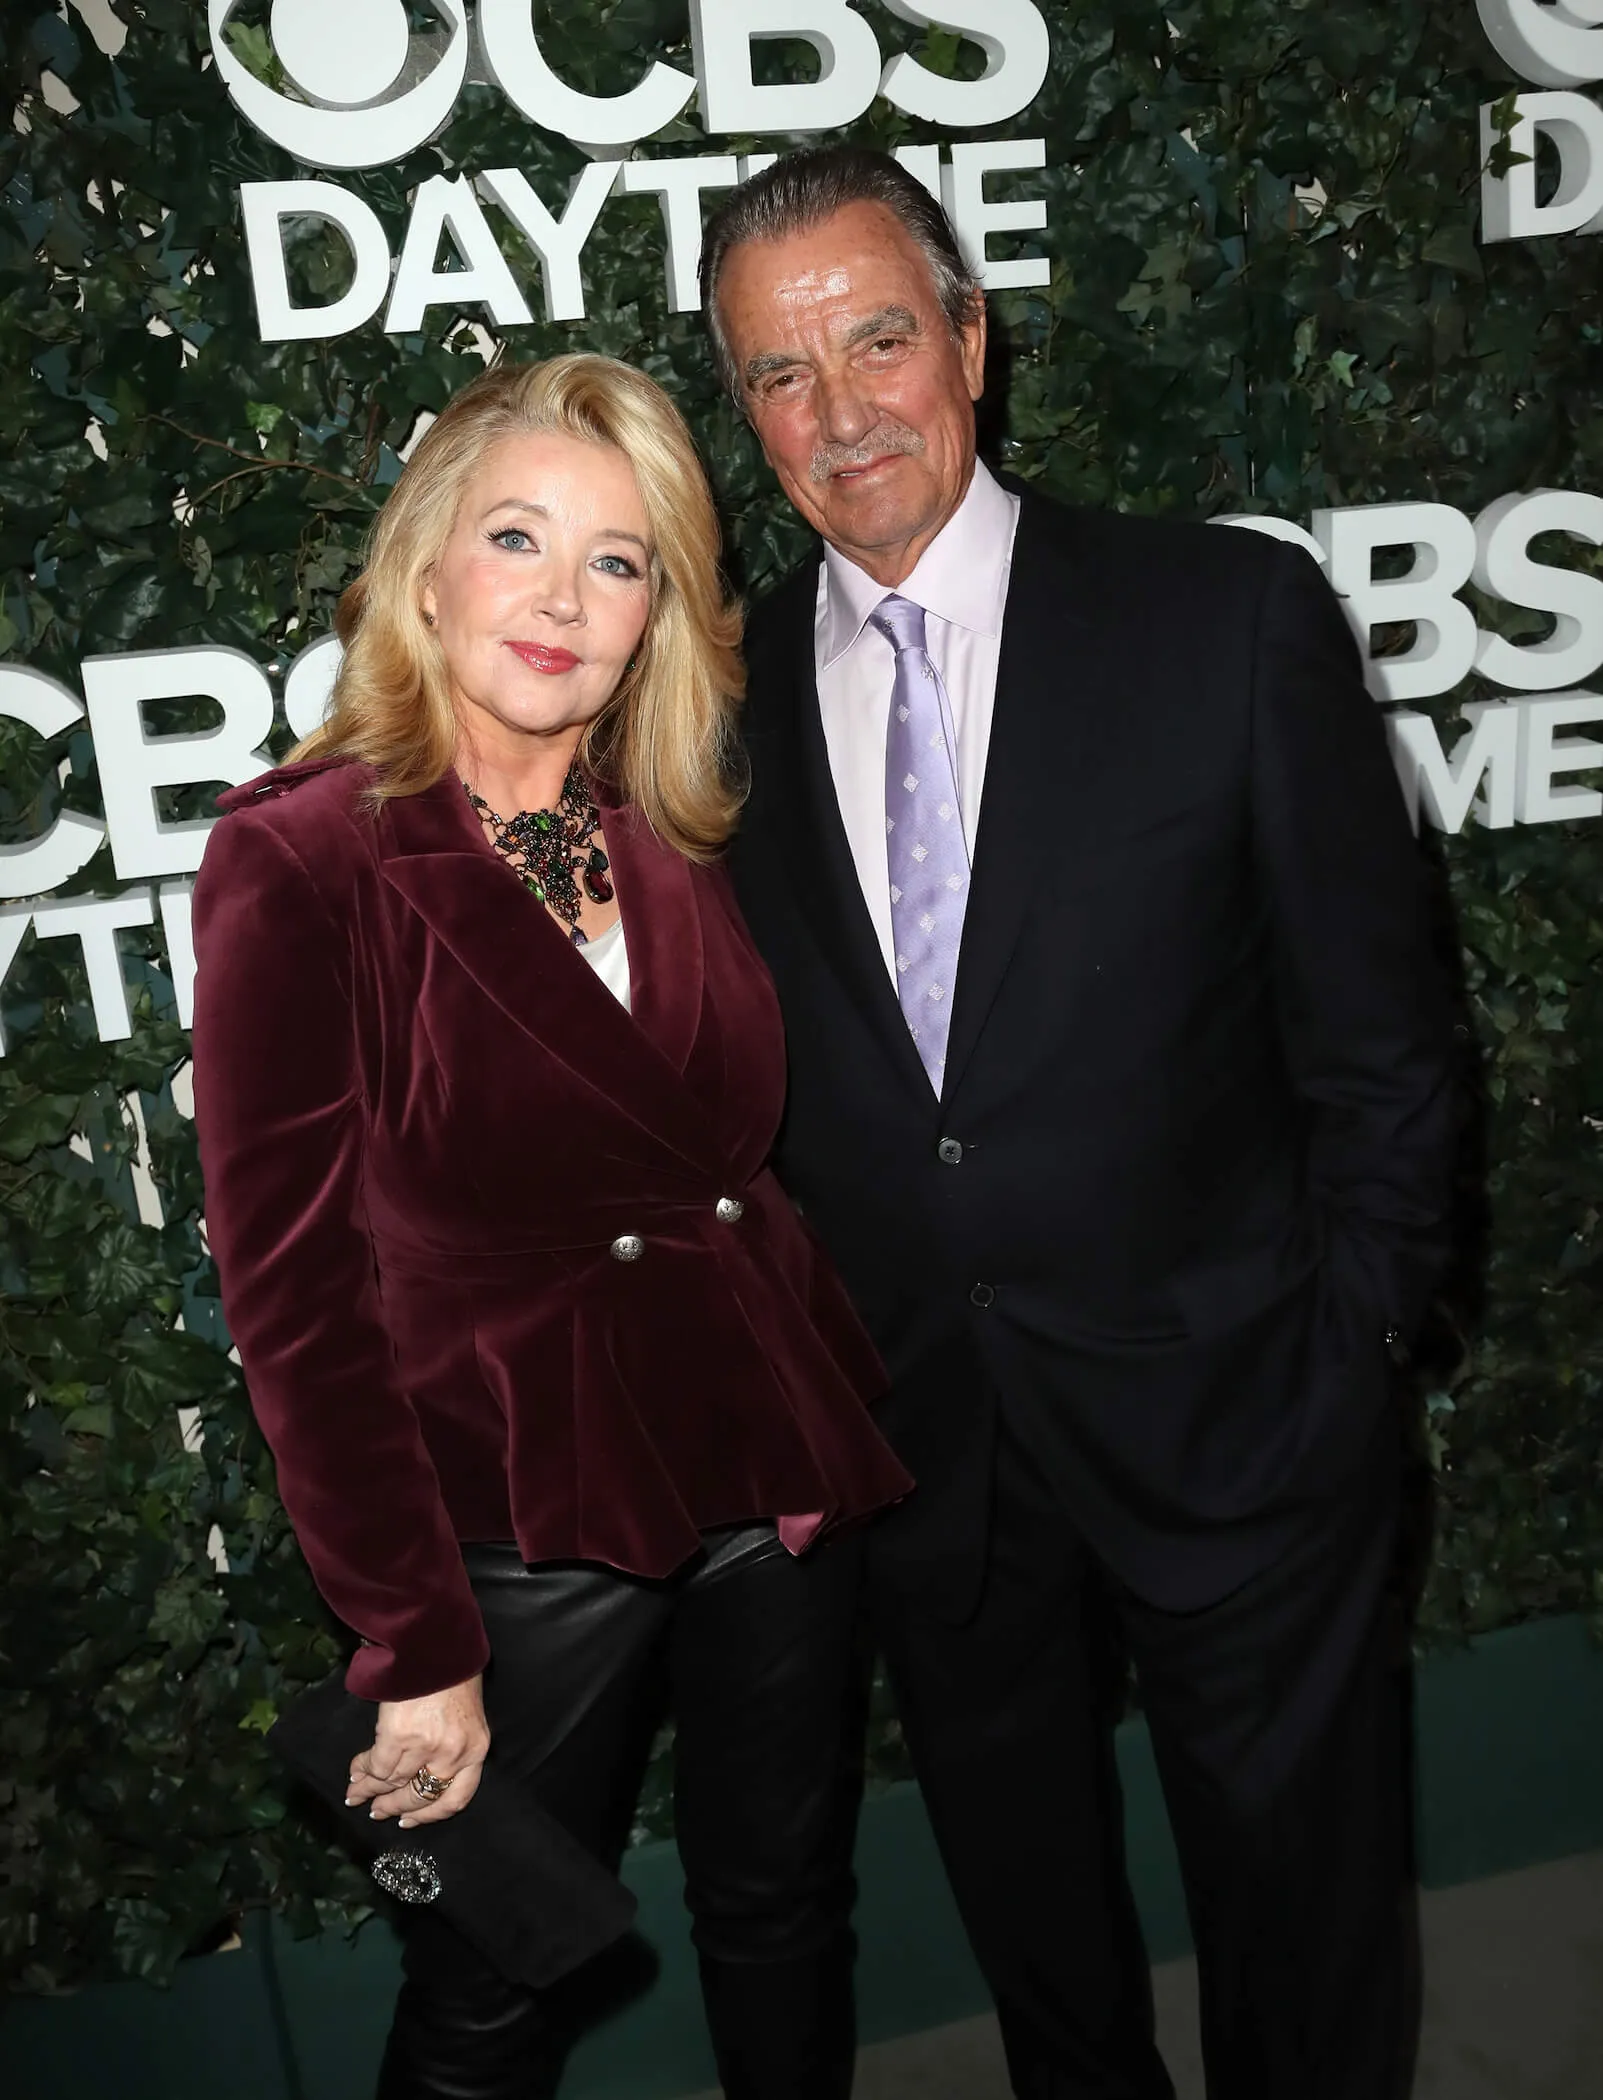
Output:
top-left (809, 424), bottom-right (927, 483)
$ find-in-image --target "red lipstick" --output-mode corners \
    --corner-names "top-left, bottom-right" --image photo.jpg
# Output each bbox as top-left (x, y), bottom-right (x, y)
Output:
top-left (505, 640), bottom-right (580, 675)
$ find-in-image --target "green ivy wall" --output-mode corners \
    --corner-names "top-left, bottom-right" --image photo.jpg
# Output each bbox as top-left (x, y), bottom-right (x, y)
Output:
top-left (2, 0), bottom-right (1599, 1993)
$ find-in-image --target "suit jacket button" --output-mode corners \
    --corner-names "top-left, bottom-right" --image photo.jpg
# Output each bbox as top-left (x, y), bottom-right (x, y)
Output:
top-left (969, 1282), bottom-right (995, 1309)
top-left (610, 1235), bottom-right (645, 1262)
top-left (715, 1197), bottom-right (745, 1224)
top-left (937, 1138), bottom-right (963, 1166)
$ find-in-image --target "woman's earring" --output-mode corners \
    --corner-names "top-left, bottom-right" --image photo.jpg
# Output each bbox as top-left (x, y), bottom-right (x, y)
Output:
top-left (423, 611), bottom-right (436, 627)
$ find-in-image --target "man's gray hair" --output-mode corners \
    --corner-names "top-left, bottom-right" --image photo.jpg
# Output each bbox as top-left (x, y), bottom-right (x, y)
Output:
top-left (699, 145), bottom-right (982, 404)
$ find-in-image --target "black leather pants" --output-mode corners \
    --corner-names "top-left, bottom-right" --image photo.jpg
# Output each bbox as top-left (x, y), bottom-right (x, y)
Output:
top-left (375, 1525), bottom-right (864, 2100)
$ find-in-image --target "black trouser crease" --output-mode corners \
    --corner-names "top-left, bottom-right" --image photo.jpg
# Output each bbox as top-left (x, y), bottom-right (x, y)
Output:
top-left (376, 1524), bottom-right (863, 2100)
top-left (872, 1423), bottom-right (1411, 2100)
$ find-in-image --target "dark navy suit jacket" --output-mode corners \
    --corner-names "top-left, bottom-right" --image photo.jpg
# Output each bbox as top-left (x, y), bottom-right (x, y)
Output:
top-left (730, 487), bottom-right (1459, 1616)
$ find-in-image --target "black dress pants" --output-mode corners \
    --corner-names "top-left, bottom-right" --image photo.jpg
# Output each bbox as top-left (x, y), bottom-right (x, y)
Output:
top-left (376, 1525), bottom-right (864, 2100)
top-left (872, 1426), bottom-right (1411, 2100)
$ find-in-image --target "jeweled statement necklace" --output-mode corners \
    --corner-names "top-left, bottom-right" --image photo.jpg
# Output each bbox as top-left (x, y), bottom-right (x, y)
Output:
top-left (462, 765), bottom-right (613, 947)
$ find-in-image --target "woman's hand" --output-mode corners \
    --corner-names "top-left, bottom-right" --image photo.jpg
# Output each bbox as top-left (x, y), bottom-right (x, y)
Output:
top-left (345, 1673), bottom-right (490, 1827)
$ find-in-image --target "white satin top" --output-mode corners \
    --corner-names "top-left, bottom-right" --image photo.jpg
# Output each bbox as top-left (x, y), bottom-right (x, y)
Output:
top-left (579, 913), bottom-right (631, 1012)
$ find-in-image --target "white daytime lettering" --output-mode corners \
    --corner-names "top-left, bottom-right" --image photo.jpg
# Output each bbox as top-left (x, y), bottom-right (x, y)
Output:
top-left (242, 181), bottom-right (393, 342)
top-left (1481, 91), bottom-right (1603, 241)
top-left (386, 175), bottom-right (535, 334)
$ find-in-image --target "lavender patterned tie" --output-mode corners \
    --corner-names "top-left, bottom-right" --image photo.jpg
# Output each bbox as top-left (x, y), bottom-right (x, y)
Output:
top-left (874, 594), bottom-right (970, 1092)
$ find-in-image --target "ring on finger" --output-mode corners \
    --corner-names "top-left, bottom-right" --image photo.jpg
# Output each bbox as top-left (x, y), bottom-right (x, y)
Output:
top-left (410, 1766), bottom-right (452, 1802)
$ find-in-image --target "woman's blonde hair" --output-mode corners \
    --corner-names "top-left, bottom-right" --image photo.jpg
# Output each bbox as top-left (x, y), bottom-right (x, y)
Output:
top-left (294, 355), bottom-right (745, 859)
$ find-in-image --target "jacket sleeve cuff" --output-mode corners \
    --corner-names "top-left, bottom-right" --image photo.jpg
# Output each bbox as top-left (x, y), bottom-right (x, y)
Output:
top-left (343, 1610), bottom-right (493, 1704)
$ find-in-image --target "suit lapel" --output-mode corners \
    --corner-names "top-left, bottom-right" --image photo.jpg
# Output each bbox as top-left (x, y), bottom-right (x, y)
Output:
top-left (941, 495), bottom-right (1100, 1099)
top-left (376, 776), bottom-right (712, 1162)
top-left (761, 563), bottom-right (933, 1102)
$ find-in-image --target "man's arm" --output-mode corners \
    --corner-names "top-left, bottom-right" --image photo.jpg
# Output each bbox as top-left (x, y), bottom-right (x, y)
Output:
top-left (1248, 541), bottom-right (1461, 1343)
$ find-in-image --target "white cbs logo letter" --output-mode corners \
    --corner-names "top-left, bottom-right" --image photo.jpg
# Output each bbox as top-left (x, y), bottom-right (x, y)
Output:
top-left (212, 0), bottom-right (701, 159)
top-left (1476, 0), bottom-right (1603, 88)
top-left (208, 0), bottom-right (471, 170)
top-left (689, 0), bottom-right (1048, 135)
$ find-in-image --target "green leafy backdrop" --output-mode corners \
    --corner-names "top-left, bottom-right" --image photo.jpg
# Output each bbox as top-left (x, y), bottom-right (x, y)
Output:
top-left (2, 0), bottom-right (1599, 1992)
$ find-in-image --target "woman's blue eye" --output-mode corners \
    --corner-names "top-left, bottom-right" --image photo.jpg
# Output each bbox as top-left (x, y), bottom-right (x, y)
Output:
top-left (594, 553), bottom-right (641, 578)
top-left (490, 527), bottom-right (531, 551)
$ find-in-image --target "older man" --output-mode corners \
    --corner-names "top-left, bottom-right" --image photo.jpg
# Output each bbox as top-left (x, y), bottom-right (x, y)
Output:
top-left (701, 147), bottom-right (1457, 2099)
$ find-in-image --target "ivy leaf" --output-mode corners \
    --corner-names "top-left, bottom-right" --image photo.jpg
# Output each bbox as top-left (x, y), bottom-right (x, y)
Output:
top-left (149, 1577), bottom-right (227, 1650)
top-left (1482, 88), bottom-right (1534, 182)
top-left (920, 26), bottom-right (965, 80)
top-left (1421, 222), bottom-right (1485, 281)
top-left (0, 1095), bottom-right (84, 1163)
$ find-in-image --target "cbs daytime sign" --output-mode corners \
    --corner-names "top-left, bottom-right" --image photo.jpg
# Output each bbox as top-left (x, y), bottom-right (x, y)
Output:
top-left (6, 488), bottom-right (1603, 1055)
top-left (5, 8), bottom-right (1603, 1053)
top-left (1477, 0), bottom-right (1603, 240)
top-left (214, 0), bottom-right (1055, 332)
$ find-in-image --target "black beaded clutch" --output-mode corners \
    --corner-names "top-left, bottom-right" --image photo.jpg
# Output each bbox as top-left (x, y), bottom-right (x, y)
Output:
top-left (269, 1671), bottom-right (637, 1988)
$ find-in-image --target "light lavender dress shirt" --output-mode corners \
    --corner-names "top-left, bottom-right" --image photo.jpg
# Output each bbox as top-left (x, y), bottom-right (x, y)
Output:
top-left (813, 460), bottom-right (1022, 980)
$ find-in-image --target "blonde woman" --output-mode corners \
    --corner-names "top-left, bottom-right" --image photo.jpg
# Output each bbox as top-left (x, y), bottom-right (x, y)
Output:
top-left (190, 357), bottom-right (910, 2100)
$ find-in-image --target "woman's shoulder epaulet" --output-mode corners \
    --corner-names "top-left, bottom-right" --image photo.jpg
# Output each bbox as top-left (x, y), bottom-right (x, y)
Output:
top-left (215, 755), bottom-right (362, 817)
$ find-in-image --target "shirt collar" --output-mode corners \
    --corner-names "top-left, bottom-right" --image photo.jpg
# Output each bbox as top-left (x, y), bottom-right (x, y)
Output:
top-left (818, 459), bottom-right (1018, 671)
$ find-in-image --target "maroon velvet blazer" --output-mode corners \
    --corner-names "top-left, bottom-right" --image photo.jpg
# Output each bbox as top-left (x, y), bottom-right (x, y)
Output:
top-left (190, 758), bottom-right (909, 1702)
